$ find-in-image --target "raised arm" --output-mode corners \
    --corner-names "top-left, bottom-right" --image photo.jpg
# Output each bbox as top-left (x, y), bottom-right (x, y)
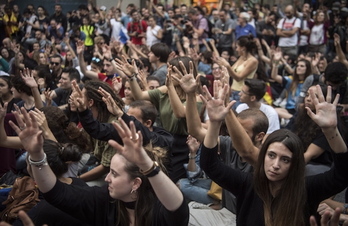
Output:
top-left (172, 65), bottom-right (206, 142)
top-left (306, 85), bottom-right (347, 154)
top-left (108, 119), bottom-right (184, 211)
top-left (20, 68), bottom-right (44, 109)
top-left (116, 58), bottom-right (151, 100)
top-left (77, 42), bottom-right (98, 80)
top-left (334, 33), bottom-right (348, 68)
top-left (270, 49), bottom-right (284, 84)
top-left (9, 108), bottom-right (56, 193)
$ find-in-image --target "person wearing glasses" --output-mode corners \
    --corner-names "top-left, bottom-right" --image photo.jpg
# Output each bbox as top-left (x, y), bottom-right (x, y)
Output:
top-left (49, 54), bottom-right (63, 86)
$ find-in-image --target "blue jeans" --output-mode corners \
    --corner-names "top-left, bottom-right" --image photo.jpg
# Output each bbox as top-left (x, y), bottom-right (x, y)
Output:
top-left (178, 178), bottom-right (214, 204)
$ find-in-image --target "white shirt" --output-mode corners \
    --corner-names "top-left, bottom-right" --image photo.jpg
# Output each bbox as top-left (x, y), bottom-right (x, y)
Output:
top-left (277, 17), bottom-right (301, 47)
top-left (236, 103), bottom-right (280, 134)
top-left (309, 24), bottom-right (324, 45)
top-left (110, 18), bottom-right (122, 40)
top-left (146, 25), bottom-right (162, 48)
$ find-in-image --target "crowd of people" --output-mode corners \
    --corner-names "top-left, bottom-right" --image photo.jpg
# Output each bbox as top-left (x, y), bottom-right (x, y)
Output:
top-left (0, 0), bottom-right (348, 225)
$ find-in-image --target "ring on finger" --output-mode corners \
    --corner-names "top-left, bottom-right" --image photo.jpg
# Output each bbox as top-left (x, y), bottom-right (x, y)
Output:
top-left (19, 125), bottom-right (26, 131)
top-left (130, 133), bottom-right (139, 141)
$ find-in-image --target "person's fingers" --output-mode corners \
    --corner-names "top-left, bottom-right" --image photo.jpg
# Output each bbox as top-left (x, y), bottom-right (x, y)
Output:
top-left (325, 85), bottom-right (332, 104)
top-left (316, 84), bottom-right (325, 103)
top-left (309, 216), bottom-right (318, 226)
top-left (18, 210), bottom-right (34, 226)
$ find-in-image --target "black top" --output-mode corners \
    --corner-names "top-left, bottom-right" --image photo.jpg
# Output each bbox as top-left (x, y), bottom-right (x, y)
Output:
top-left (200, 144), bottom-right (348, 226)
top-left (43, 179), bottom-right (189, 226)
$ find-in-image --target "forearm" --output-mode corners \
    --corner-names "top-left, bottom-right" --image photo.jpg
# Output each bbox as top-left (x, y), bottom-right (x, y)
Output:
top-left (225, 110), bottom-right (258, 166)
top-left (203, 121), bottom-right (221, 149)
top-left (128, 78), bottom-right (149, 100)
top-left (31, 87), bottom-right (44, 109)
top-left (322, 127), bottom-right (347, 153)
top-left (167, 85), bottom-right (186, 118)
top-left (336, 43), bottom-right (348, 66)
top-left (186, 93), bottom-right (206, 142)
top-left (79, 164), bottom-right (109, 182)
top-left (30, 150), bottom-right (57, 193)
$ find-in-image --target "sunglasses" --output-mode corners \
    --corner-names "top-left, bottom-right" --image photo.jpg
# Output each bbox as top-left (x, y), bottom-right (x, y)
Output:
top-left (50, 62), bottom-right (60, 66)
top-left (98, 42), bottom-right (105, 45)
top-left (92, 57), bottom-right (101, 63)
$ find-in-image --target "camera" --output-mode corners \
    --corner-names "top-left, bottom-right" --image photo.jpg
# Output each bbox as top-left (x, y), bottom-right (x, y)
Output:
top-left (181, 20), bottom-right (188, 25)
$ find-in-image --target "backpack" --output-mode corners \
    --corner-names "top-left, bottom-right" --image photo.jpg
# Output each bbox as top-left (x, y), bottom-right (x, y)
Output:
top-left (0, 176), bottom-right (40, 223)
top-left (200, 17), bottom-right (214, 38)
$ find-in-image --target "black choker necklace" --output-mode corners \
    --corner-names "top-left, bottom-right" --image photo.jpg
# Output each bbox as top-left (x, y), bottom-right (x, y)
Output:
top-left (123, 201), bottom-right (136, 209)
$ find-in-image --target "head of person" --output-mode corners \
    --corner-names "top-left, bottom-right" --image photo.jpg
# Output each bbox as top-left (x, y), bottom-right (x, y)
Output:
top-left (105, 144), bottom-right (167, 226)
top-left (0, 75), bottom-right (12, 101)
top-left (103, 57), bottom-right (117, 75)
top-left (22, 8), bottom-right (32, 19)
top-left (65, 50), bottom-right (74, 63)
top-left (39, 140), bottom-right (82, 178)
top-left (0, 47), bottom-right (10, 60)
top-left (38, 52), bottom-right (48, 65)
top-left (188, 8), bottom-right (199, 21)
top-left (49, 54), bottom-right (63, 72)
top-left (2, 38), bottom-right (12, 50)
top-left (236, 35), bottom-right (257, 55)
top-left (82, 80), bottom-right (124, 122)
top-left (41, 106), bottom-right (92, 152)
top-left (147, 15), bottom-right (156, 27)
top-left (148, 43), bottom-right (171, 64)
top-left (126, 3), bottom-right (136, 14)
top-left (32, 64), bottom-right (54, 90)
top-left (94, 36), bottom-right (106, 49)
top-left (180, 4), bottom-right (187, 15)
top-left (37, 6), bottom-right (47, 16)
top-left (123, 81), bottom-right (133, 101)
top-left (10, 75), bottom-right (32, 98)
top-left (237, 109), bottom-right (268, 147)
top-left (238, 12), bottom-right (250, 24)
top-left (218, 9), bottom-right (228, 22)
top-left (239, 79), bottom-right (266, 104)
top-left (221, 50), bottom-right (230, 61)
top-left (58, 67), bottom-right (80, 90)
top-left (90, 57), bottom-right (103, 72)
top-left (128, 100), bottom-right (158, 129)
top-left (318, 56), bottom-right (327, 73)
top-left (211, 63), bottom-right (223, 80)
top-left (4, 5), bottom-right (12, 16)
top-left (146, 76), bottom-right (160, 90)
top-left (130, 9), bottom-right (139, 22)
top-left (50, 19), bottom-right (58, 29)
top-left (284, 5), bottom-right (294, 19)
top-left (54, 4), bottom-right (62, 15)
top-left (314, 10), bottom-right (326, 24)
top-left (267, 12), bottom-right (278, 24)
top-left (323, 62), bottom-right (348, 90)
top-left (294, 59), bottom-right (312, 80)
top-left (254, 129), bottom-right (306, 225)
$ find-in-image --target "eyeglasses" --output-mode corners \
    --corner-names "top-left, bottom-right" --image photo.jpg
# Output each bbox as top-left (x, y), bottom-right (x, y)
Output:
top-left (212, 67), bottom-right (222, 71)
top-left (92, 57), bottom-right (101, 63)
top-left (98, 42), bottom-right (105, 45)
top-left (50, 62), bottom-right (60, 66)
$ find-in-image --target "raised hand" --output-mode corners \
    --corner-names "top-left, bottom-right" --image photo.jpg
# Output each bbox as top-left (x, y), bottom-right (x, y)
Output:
top-left (171, 62), bottom-right (197, 94)
top-left (309, 207), bottom-right (348, 226)
top-left (272, 48), bottom-right (282, 62)
top-left (187, 135), bottom-right (200, 155)
top-left (43, 89), bottom-right (52, 106)
top-left (200, 81), bottom-right (235, 122)
top-left (114, 56), bottom-right (136, 77)
top-left (99, 87), bottom-right (123, 117)
top-left (108, 119), bottom-right (152, 169)
top-left (20, 68), bottom-right (38, 88)
top-left (111, 77), bottom-right (122, 94)
top-left (76, 40), bottom-right (85, 55)
top-left (70, 81), bottom-right (86, 112)
top-left (31, 108), bottom-right (49, 131)
top-left (305, 85), bottom-right (339, 129)
top-left (212, 55), bottom-right (230, 68)
top-left (8, 107), bottom-right (43, 156)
